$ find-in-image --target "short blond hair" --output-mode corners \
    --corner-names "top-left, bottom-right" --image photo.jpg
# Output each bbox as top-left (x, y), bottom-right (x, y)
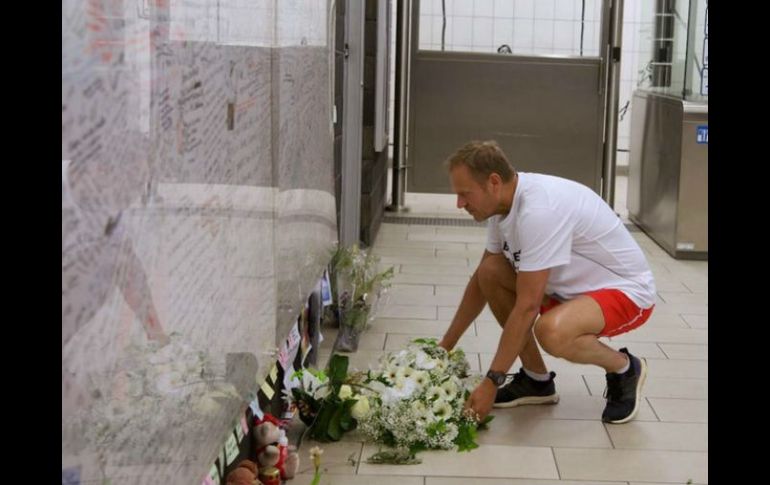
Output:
top-left (445, 140), bottom-right (515, 184)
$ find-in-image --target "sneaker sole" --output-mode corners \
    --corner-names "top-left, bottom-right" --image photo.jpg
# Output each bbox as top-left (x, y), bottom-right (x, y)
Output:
top-left (493, 393), bottom-right (560, 409)
top-left (605, 357), bottom-right (648, 424)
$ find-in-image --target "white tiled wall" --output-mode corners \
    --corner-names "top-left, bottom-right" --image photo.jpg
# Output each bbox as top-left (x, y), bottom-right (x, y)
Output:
top-left (418, 0), bottom-right (603, 56)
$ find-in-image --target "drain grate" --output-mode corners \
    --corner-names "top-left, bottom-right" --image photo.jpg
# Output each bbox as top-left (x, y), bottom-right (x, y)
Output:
top-left (383, 215), bottom-right (641, 232)
top-left (383, 215), bottom-right (485, 227)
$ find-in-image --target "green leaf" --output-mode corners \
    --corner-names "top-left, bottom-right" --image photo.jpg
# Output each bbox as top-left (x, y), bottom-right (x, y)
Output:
top-left (426, 420), bottom-right (447, 437)
top-left (327, 354), bottom-right (349, 388)
top-left (381, 430), bottom-right (397, 448)
top-left (301, 367), bottom-right (328, 383)
top-left (412, 337), bottom-right (438, 346)
top-left (310, 403), bottom-right (336, 441)
top-left (478, 415), bottom-right (494, 430)
top-left (327, 404), bottom-right (344, 441)
top-left (455, 422), bottom-right (479, 452)
top-left (408, 442), bottom-right (428, 456)
top-left (339, 399), bottom-right (358, 431)
top-left (366, 449), bottom-right (422, 465)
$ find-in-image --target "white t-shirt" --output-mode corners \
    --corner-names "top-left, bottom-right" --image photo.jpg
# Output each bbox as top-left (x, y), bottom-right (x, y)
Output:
top-left (486, 172), bottom-right (656, 308)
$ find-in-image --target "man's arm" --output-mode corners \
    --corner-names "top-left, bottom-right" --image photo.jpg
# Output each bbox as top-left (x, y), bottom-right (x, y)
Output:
top-left (487, 268), bottom-right (549, 373)
top-left (465, 268), bottom-right (549, 420)
top-left (439, 250), bottom-right (497, 351)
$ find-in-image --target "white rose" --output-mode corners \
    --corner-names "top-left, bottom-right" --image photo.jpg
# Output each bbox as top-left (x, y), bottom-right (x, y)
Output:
top-left (415, 351), bottom-right (437, 370)
top-left (351, 396), bottom-right (371, 419)
top-left (338, 384), bottom-right (353, 400)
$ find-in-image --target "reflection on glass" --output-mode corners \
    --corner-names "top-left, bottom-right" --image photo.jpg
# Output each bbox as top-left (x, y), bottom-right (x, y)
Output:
top-left (636, 0), bottom-right (707, 101)
top-left (684, 0), bottom-right (707, 101)
top-left (62, 0), bottom-right (335, 483)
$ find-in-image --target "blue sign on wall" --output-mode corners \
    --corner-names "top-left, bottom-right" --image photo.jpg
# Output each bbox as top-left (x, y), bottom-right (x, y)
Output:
top-left (696, 125), bottom-right (708, 144)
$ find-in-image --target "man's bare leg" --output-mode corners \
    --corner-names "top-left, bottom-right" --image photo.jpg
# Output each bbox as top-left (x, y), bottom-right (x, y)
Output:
top-left (476, 254), bottom-right (547, 374)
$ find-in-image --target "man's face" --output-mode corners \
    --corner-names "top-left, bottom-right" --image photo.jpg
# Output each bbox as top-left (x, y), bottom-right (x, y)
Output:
top-left (450, 165), bottom-right (496, 221)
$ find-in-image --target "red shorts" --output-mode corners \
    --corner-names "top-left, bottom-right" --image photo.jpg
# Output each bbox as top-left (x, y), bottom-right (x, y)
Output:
top-left (540, 289), bottom-right (654, 338)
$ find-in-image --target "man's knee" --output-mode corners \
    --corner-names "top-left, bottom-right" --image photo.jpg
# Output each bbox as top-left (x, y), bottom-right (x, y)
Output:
top-left (534, 316), bottom-right (569, 358)
top-left (477, 254), bottom-right (514, 294)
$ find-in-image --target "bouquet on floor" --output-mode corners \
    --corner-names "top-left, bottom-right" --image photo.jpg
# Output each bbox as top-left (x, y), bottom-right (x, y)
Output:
top-left (356, 338), bottom-right (493, 463)
top-left (286, 339), bottom-right (493, 463)
top-left (288, 354), bottom-right (370, 442)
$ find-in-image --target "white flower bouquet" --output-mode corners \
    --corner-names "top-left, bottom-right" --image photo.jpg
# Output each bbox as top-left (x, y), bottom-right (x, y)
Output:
top-left (286, 339), bottom-right (492, 461)
top-left (356, 338), bottom-right (493, 462)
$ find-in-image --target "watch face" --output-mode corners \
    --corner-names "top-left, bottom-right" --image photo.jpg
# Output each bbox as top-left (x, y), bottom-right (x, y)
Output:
top-left (487, 371), bottom-right (505, 386)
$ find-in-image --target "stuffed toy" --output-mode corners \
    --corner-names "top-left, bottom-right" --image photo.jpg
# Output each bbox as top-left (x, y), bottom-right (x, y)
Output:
top-left (253, 414), bottom-right (299, 480)
top-left (225, 459), bottom-right (260, 485)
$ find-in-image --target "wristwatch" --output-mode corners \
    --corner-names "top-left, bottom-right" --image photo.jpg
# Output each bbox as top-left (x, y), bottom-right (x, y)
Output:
top-left (485, 370), bottom-right (507, 387)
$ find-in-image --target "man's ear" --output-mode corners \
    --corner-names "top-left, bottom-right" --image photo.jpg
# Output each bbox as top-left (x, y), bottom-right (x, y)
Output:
top-left (488, 172), bottom-right (503, 192)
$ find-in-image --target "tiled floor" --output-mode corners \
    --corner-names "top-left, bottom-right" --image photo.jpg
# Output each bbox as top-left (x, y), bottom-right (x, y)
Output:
top-left (305, 180), bottom-right (708, 484)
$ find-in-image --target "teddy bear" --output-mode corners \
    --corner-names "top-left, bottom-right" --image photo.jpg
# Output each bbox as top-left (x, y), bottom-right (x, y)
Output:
top-left (225, 459), bottom-right (259, 485)
top-left (253, 413), bottom-right (299, 480)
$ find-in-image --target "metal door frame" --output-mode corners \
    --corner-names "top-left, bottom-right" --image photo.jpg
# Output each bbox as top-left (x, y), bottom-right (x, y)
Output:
top-left (340, 0), bottom-right (365, 246)
top-left (392, 0), bottom-right (624, 207)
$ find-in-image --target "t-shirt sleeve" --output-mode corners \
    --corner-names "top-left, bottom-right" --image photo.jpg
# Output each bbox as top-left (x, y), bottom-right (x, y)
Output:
top-left (485, 216), bottom-right (503, 254)
top-left (517, 208), bottom-right (573, 271)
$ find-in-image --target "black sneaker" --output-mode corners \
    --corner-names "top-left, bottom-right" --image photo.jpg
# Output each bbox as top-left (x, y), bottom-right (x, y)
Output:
top-left (602, 348), bottom-right (648, 424)
top-left (493, 369), bottom-right (559, 408)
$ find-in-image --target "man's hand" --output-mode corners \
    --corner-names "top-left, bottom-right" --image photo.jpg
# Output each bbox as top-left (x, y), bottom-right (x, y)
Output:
top-left (464, 377), bottom-right (497, 421)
